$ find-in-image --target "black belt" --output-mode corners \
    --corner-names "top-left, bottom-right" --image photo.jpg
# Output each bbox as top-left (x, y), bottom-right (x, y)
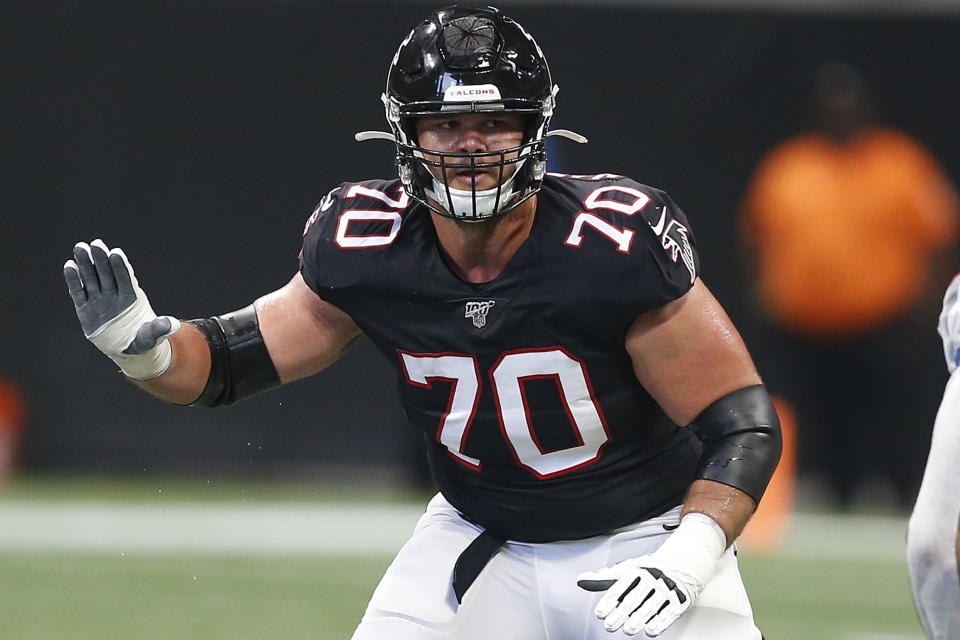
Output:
top-left (452, 528), bottom-right (506, 603)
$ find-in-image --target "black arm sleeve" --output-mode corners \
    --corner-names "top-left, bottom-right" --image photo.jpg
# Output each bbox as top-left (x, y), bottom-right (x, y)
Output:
top-left (690, 384), bottom-right (783, 504)
top-left (186, 305), bottom-right (281, 407)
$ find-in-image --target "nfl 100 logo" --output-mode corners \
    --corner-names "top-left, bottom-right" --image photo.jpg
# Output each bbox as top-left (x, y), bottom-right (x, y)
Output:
top-left (464, 300), bottom-right (496, 328)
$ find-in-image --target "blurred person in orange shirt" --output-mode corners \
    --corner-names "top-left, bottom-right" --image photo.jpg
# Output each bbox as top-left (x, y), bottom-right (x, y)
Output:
top-left (740, 62), bottom-right (958, 508)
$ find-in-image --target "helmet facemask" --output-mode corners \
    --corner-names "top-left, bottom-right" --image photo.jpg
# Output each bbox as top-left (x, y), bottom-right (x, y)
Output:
top-left (355, 6), bottom-right (585, 221)
top-left (384, 91), bottom-right (554, 222)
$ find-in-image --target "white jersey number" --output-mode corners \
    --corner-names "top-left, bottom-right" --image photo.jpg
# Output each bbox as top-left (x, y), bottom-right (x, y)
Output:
top-left (399, 353), bottom-right (483, 469)
top-left (333, 185), bottom-right (410, 249)
top-left (564, 185), bottom-right (652, 254)
top-left (400, 348), bottom-right (609, 478)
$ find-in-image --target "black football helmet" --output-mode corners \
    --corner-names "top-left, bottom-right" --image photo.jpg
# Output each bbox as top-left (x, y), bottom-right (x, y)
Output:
top-left (356, 5), bottom-right (585, 222)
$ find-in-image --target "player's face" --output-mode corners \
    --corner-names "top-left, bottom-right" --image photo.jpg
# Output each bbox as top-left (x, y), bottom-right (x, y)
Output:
top-left (415, 113), bottom-right (526, 192)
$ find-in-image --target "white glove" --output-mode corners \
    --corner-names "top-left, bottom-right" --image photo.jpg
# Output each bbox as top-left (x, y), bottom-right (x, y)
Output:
top-left (577, 513), bottom-right (727, 637)
top-left (937, 273), bottom-right (960, 374)
top-left (63, 239), bottom-right (181, 380)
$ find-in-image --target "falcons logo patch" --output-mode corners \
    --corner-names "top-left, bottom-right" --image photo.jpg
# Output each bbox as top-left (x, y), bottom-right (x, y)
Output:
top-left (660, 219), bottom-right (696, 284)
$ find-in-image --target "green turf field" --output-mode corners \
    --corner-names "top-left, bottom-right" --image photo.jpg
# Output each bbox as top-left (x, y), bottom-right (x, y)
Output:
top-left (0, 475), bottom-right (925, 639)
top-left (741, 554), bottom-right (921, 639)
top-left (0, 552), bottom-right (922, 639)
top-left (0, 552), bottom-right (386, 640)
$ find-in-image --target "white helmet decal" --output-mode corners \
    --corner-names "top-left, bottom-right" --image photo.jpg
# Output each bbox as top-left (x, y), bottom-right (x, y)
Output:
top-left (443, 84), bottom-right (503, 102)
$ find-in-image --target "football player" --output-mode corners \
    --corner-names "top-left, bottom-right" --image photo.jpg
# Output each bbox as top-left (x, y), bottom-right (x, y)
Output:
top-left (63, 6), bottom-right (781, 639)
top-left (907, 274), bottom-right (960, 639)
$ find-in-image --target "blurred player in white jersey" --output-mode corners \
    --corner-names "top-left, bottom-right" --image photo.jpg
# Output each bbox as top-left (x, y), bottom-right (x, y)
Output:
top-left (907, 274), bottom-right (960, 639)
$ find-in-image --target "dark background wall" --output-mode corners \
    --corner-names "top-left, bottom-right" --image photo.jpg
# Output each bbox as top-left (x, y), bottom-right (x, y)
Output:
top-left (5, 0), bottom-right (959, 478)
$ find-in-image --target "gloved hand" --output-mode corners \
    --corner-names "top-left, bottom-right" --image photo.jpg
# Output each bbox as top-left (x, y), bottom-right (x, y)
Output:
top-left (937, 273), bottom-right (960, 374)
top-left (577, 513), bottom-right (727, 637)
top-left (63, 239), bottom-right (181, 380)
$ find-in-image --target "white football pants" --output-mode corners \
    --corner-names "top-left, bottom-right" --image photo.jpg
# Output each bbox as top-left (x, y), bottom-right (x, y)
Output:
top-left (352, 494), bottom-right (762, 640)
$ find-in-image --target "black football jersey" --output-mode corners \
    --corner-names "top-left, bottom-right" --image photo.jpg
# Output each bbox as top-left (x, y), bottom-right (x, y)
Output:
top-left (300, 173), bottom-right (704, 542)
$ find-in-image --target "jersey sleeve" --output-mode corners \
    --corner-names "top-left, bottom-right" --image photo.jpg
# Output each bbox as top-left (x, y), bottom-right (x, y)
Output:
top-left (626, 182), bottom-right (701, 308)
top-left (298, 183), bottom-right (346, 298)
top-left (641, 187), bottom-right (699, 299)
top-left (548, 174), bottom-right (700, 315)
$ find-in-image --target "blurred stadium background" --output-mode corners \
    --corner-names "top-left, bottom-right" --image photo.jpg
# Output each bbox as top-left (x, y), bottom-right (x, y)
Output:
top-left (5, 0), bottom-right (959, 637)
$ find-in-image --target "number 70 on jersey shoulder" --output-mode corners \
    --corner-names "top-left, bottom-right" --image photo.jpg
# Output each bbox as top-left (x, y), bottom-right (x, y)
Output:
top-left (326, 183), bottom-right (655, 256)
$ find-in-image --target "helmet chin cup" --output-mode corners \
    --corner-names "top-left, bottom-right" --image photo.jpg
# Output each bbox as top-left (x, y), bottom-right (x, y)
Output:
top-left (430, 182), bottom-right (508, 221)
top-left (425, 159), bottom-right (525, 221)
